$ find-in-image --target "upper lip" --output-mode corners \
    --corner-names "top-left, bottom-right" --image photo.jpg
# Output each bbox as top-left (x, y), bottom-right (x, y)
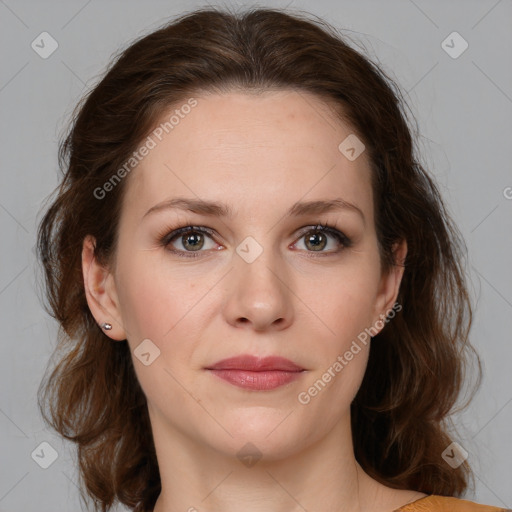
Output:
top-left (205, 355), bottom-right (304, 372)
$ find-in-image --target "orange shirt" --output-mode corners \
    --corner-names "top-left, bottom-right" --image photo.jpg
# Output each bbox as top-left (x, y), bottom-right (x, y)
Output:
top-left (395, 495), bottom-right (510, 511)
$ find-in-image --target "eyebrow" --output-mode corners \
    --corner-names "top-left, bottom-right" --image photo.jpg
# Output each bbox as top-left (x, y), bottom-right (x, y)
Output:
top-left (142, 196), bottom-right (365, 224)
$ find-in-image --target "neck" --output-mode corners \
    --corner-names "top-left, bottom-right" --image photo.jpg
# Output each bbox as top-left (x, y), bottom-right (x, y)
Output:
top-left (149, 405), bottom-right (391, 512)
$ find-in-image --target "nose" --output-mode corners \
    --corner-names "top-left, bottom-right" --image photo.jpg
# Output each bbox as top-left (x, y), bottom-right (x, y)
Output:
top-left (222, 246), bottom-right (294, 332)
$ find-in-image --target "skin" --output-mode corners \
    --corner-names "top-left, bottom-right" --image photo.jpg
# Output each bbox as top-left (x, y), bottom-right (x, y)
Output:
top-left (82, 89), bottom-right (425, 512)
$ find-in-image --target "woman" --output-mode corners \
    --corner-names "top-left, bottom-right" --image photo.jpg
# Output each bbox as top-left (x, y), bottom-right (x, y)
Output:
top-left (36, 6), bottom-right (507, 512)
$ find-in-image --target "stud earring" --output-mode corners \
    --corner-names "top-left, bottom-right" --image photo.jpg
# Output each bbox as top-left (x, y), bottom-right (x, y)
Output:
top-left (101, 322), bottom-right (112, 331)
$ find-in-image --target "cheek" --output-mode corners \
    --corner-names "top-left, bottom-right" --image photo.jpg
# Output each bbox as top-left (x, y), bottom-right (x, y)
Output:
top-left (117, 273), bottom-right (169, 340)
top-left (301, 260), bottom-right (381, 348)
top-left (115, 249), bottom-right (207, 340)
top-left (295, 337), bottom-right (370, 434)
top-left (115, 254), bottom-right (205, 393)
top-left (305, 255), bottom-right (381, 408)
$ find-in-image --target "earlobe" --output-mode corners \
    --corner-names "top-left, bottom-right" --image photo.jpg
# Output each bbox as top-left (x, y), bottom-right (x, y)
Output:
top-left (82, 235), bottom-right (127, 341)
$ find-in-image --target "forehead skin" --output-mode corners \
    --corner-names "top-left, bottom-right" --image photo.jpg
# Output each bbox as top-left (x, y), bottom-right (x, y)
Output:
top-left (119, 89), bottom-right (374, 250)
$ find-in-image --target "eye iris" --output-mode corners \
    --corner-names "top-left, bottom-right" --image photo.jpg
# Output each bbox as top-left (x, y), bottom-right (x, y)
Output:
top-left (305, 231), bottom-right (327, 251)
top-left (183, 232), bottom-right (204, 251)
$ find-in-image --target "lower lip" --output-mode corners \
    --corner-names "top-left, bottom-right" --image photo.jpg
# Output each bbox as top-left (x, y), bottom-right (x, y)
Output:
top-left (207, 369), bottom-right (304, 390)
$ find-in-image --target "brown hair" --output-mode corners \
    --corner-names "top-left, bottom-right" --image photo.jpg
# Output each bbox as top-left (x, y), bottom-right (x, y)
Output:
top-left (36, 6), bottom-right (481, 512)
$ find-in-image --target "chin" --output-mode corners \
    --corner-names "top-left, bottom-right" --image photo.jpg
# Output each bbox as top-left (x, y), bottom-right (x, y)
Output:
top-left (210, 410), bottom-right (309, 458)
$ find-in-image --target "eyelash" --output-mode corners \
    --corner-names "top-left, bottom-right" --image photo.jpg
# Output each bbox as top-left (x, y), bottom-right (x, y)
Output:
top-left (157, 222), bottom-right (352, 259)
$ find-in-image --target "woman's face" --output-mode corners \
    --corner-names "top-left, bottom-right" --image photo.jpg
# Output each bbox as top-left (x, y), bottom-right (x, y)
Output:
top-left (84, 89), bottom-right (406, 461)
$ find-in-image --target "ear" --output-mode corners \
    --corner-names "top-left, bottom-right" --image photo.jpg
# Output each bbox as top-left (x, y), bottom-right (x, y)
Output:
top-left (82, 235), bottom-right (127, 341)
top-left (371, 239), bottom-right (407, 330)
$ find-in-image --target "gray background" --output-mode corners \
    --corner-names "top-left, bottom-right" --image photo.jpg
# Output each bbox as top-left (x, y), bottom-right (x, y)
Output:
top-left (1, 0), bottom-right (511, 511)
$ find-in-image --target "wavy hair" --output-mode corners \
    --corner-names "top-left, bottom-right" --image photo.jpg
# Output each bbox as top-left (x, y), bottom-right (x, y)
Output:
top-left (36, 6), bottom-right (481, 512)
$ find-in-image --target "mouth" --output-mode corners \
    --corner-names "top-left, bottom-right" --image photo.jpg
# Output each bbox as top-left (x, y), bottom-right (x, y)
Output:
top-left (205, 355), bottom-right (306, 391)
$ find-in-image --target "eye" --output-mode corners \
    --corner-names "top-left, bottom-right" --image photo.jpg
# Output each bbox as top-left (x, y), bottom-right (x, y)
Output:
top-left (292, 223), bottom-right (352, 254)
top-left (160, 226), bottom-right (219, 257)
top-left (158, 222), bottom-right (352, 258)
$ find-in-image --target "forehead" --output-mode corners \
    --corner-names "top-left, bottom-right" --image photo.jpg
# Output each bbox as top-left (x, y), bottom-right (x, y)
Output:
top-left (122, 89), bottom-right (373, 221)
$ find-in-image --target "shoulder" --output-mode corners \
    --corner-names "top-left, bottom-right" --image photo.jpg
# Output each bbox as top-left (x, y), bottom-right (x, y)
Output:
top-left (395, 495), bottom-right (511, 512)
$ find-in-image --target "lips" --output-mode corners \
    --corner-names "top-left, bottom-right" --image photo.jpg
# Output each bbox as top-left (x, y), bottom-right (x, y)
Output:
top-left (205, 355), bottom-right (304, 372)
top-left (205, 355), bottom-right (305, 391)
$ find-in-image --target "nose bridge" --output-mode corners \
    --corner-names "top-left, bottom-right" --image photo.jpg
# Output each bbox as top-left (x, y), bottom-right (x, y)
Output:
top-left (238, 230), bottom-right (287, 281)
top-left (224, 234), bottom-right (294, 330)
